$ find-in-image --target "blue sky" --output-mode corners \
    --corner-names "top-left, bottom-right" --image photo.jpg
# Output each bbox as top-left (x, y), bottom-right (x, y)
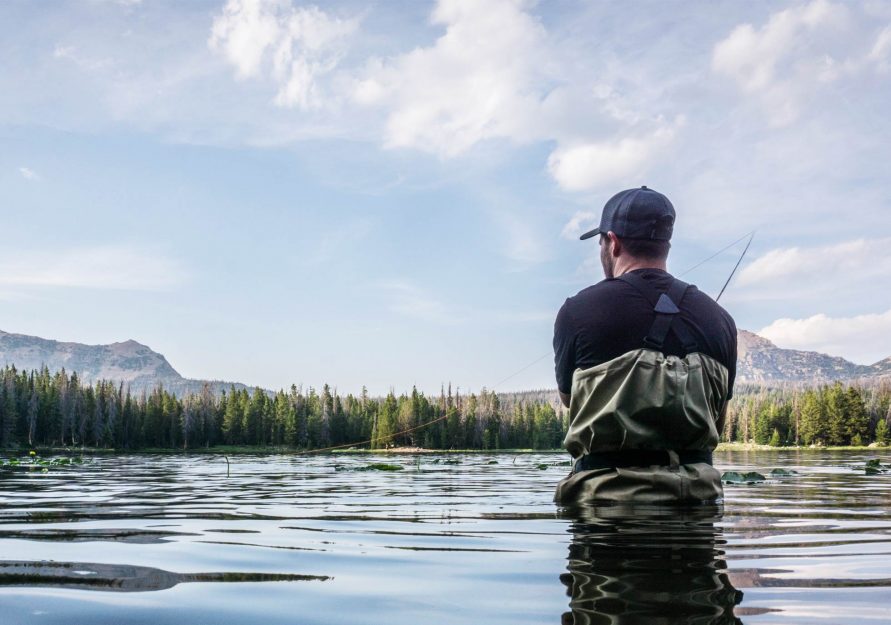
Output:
top-left (2, 0), bottom-right (890, 394)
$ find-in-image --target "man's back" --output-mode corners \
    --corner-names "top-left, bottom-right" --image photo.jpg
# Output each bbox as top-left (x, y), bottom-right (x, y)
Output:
top-left (553, 268), bottom-right (737, 400)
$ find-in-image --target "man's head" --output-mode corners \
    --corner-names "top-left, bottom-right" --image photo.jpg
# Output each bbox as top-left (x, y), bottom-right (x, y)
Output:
top-left (580, 186), bottom-right (675, 278)
top-left (599, 232), bottom-right (671, 278)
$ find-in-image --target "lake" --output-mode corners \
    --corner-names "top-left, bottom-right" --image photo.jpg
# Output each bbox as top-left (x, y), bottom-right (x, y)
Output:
top-left (0, 450), bottom-right (889, 624)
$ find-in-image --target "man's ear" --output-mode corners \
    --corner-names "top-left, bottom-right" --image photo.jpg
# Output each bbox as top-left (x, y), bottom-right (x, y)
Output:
top-left (607, 231), bottom-right (621, 257)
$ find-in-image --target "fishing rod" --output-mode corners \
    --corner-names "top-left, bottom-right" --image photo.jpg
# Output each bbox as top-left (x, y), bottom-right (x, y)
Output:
top-left (275, 230), bottom-right (758, 459)
top-left (482, 229), bottom-right (758, 391)
top-left (714, 231), bottom-right (754, 303)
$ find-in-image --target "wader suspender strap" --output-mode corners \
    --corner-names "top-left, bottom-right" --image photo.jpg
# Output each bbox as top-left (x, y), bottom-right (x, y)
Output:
top-left (618, 273), bottom-right (699, 353)
top-left (573, 273), bottom-right (713, 473)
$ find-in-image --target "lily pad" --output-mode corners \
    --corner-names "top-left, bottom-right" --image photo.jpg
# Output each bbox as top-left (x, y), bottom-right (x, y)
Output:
top-left (334, 463), bottom-right (404, 472)
top-left (360, 463), bottom-right (404, 472)
top-left (721, 471), bottom-right (766, 484)
top-left (863, 459), bottom-right (889, 474)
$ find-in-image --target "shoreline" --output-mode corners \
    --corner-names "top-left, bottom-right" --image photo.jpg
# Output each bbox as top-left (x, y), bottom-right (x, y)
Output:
top-left (3, 443), bottom-right (890, 456)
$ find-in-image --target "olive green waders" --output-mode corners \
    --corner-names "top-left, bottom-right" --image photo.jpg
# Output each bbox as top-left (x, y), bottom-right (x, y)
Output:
top-left (554, 275), bottom-right (730, 505)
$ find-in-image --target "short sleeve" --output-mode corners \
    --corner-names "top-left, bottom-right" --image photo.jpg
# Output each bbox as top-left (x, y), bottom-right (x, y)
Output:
top-left (553, 299), bottom-right (577, 395)
top-left (726, 316), bottom-right (738, 400)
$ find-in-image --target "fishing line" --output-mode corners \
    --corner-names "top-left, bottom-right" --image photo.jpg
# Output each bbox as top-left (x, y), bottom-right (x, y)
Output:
top-left (300, 412), bottom-right (453, 454)
top-left (299, 350), bottom-right (554, 454)
top-left (290, 230), bottom-right (757, 456)
top-left (677, 231), bottom-right (755, 278)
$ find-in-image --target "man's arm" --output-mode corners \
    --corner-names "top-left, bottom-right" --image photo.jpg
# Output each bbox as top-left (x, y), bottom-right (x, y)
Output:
top-left (553, 300), bottom-right (576, 409)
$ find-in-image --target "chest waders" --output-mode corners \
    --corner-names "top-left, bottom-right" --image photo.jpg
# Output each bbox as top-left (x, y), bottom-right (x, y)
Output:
top-left (554, 274), bottom-right (729, 505)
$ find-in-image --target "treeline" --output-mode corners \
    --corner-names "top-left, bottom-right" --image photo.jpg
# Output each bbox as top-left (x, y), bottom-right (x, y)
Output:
top-left (0, 366), bottom-right (566, 451)
top-left (724, 382), bottom-right (891, 446)
top-left (2, 365), bottom-right (890, 452)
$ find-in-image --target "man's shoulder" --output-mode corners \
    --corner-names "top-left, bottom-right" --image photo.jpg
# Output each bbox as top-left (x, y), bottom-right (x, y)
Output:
top-left (681, 283), bottom-right (736, 327)
top-left (566, 278), bottom-right (634, 309)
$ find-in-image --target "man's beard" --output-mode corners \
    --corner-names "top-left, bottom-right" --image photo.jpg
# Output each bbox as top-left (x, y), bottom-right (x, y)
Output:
top-left (600, 242), bottom-right (615, 279)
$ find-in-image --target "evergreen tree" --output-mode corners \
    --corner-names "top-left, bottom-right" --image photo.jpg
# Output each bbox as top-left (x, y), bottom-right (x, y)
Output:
top-left (799, 389), bottom-right (826, 445)
top-left (875, 418), bottom-right (889, 446)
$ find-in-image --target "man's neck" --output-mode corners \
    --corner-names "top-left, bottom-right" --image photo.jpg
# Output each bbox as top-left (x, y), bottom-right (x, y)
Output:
top-left (614, 259), bottom-right (667, 277)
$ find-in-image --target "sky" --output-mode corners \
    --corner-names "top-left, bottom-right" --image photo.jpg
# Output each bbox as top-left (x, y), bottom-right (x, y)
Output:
top-left (1, 0), bottom-right (890, 395)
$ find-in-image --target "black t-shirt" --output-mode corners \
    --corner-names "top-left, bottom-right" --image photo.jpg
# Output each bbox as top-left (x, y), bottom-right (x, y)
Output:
top-left (553, 268), bottom-right (737, 398)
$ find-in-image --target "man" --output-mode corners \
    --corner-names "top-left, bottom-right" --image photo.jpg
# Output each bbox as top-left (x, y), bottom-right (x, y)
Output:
top-left (552, 186), bottom-right (737, 505)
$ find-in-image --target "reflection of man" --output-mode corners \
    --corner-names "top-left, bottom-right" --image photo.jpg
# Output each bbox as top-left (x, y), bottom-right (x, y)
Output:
top-left (553, 187), bottom-right (737, 504)
top-left (561, 505), bottom-right (743, 624)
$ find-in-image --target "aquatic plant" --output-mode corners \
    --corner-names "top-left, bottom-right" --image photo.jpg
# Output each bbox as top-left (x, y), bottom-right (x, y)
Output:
top-left (863, 458), bottom-right (890, 474)
top-left (721, 471), bottom-right (766, 484)
top-left (0, 452), bottom-right (86, 470)
top-left (334, 463), bottom-right (404, 472)
top-left (768, 468), bottom-right (798, 476)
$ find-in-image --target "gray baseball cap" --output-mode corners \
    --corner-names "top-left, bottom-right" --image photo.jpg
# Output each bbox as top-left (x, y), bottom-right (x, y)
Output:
top-left (579, 186), bottom-right (675, 241)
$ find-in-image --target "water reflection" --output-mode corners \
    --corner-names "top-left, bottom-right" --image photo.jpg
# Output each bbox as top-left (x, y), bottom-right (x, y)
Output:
top-left (1, 452), bottom-right (890, 624)
top-left (0, 560), bottom-right (329, 592)
top-left (560, 504), bottom-right (743, 625)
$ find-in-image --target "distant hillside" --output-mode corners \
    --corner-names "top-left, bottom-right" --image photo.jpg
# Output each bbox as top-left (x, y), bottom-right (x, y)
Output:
top-left (1, 328), bottom-right (889, 398)
top-left (736, 330), bottom-right (891, 384)
top-left (0, 330), bottom-right (248, 396)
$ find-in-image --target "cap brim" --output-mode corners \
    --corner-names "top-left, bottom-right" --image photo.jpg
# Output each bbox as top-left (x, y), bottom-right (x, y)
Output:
top-left (579, 227), bottom-right (601, 241)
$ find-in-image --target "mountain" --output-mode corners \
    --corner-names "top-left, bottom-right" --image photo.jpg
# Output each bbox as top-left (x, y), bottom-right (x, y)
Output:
top-left (736, 330), bottom-right (891, 384)
top-left (0, 330), bottom-right (248, 396)
top-left (1, 329), bottom-right (889, 396)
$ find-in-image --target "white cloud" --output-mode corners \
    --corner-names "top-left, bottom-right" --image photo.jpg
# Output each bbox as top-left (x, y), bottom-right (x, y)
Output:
top-left (209, 0), bottom-right (359, 109)
top-left (560, 210), bottom-right (598, 241)
top-left (352, 0), bottom-right (678, 189)
top-left (759, 309), bottom-right (891, 364)
top-left (17, 167), bottom-right (40, 181)
top-left (738, 238), bottom-right (891, 287)
top-left (547, 117), bottom-right (682, 192)
top-left (17, 0), bottom-right (715, 193)
top-left (711, 0), bottom-right (854, 125)
top-left (868, 25), bottom-right (891, 72)
top-left (52, 43), bottom-right (114, 72)
top-left (379, 280), bottom-right (458, 324)
top-left (712, 0), bottom-right (845, 92)
top-left (379, 279), bottom-right (550, 326)
top-left (297, 218), bottom-right (372, 267)
top-left (0, 246), bottom-right (187, 291)
top-left (354, 0), bottom-right (549, 157)
top-left (491, 209), bottom-right (550, 266)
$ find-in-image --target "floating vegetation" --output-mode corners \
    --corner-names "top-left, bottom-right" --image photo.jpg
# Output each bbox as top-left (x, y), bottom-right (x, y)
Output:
top-left (486, 460), bottom-right (498, 465)
top-left (442, 459), bottom-right (461, 465)
top-left (864, 459), bottom-right (890, 474)
top-left (536, 464), bottom-right (549, 470)
top-left (721, 471), bottom-right (766, 484)
top-left (0, 453), bottom-right (86, 471)
top-left (365, 463), bottom-right (404, 471)
top-left (768, 468), bottom-right (798, 477)
top-left (334, 463), bottom-right (404, 472)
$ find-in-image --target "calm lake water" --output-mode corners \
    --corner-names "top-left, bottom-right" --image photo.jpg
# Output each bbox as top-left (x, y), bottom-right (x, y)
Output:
top-left (0, 450), bottom-right (889, 624)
